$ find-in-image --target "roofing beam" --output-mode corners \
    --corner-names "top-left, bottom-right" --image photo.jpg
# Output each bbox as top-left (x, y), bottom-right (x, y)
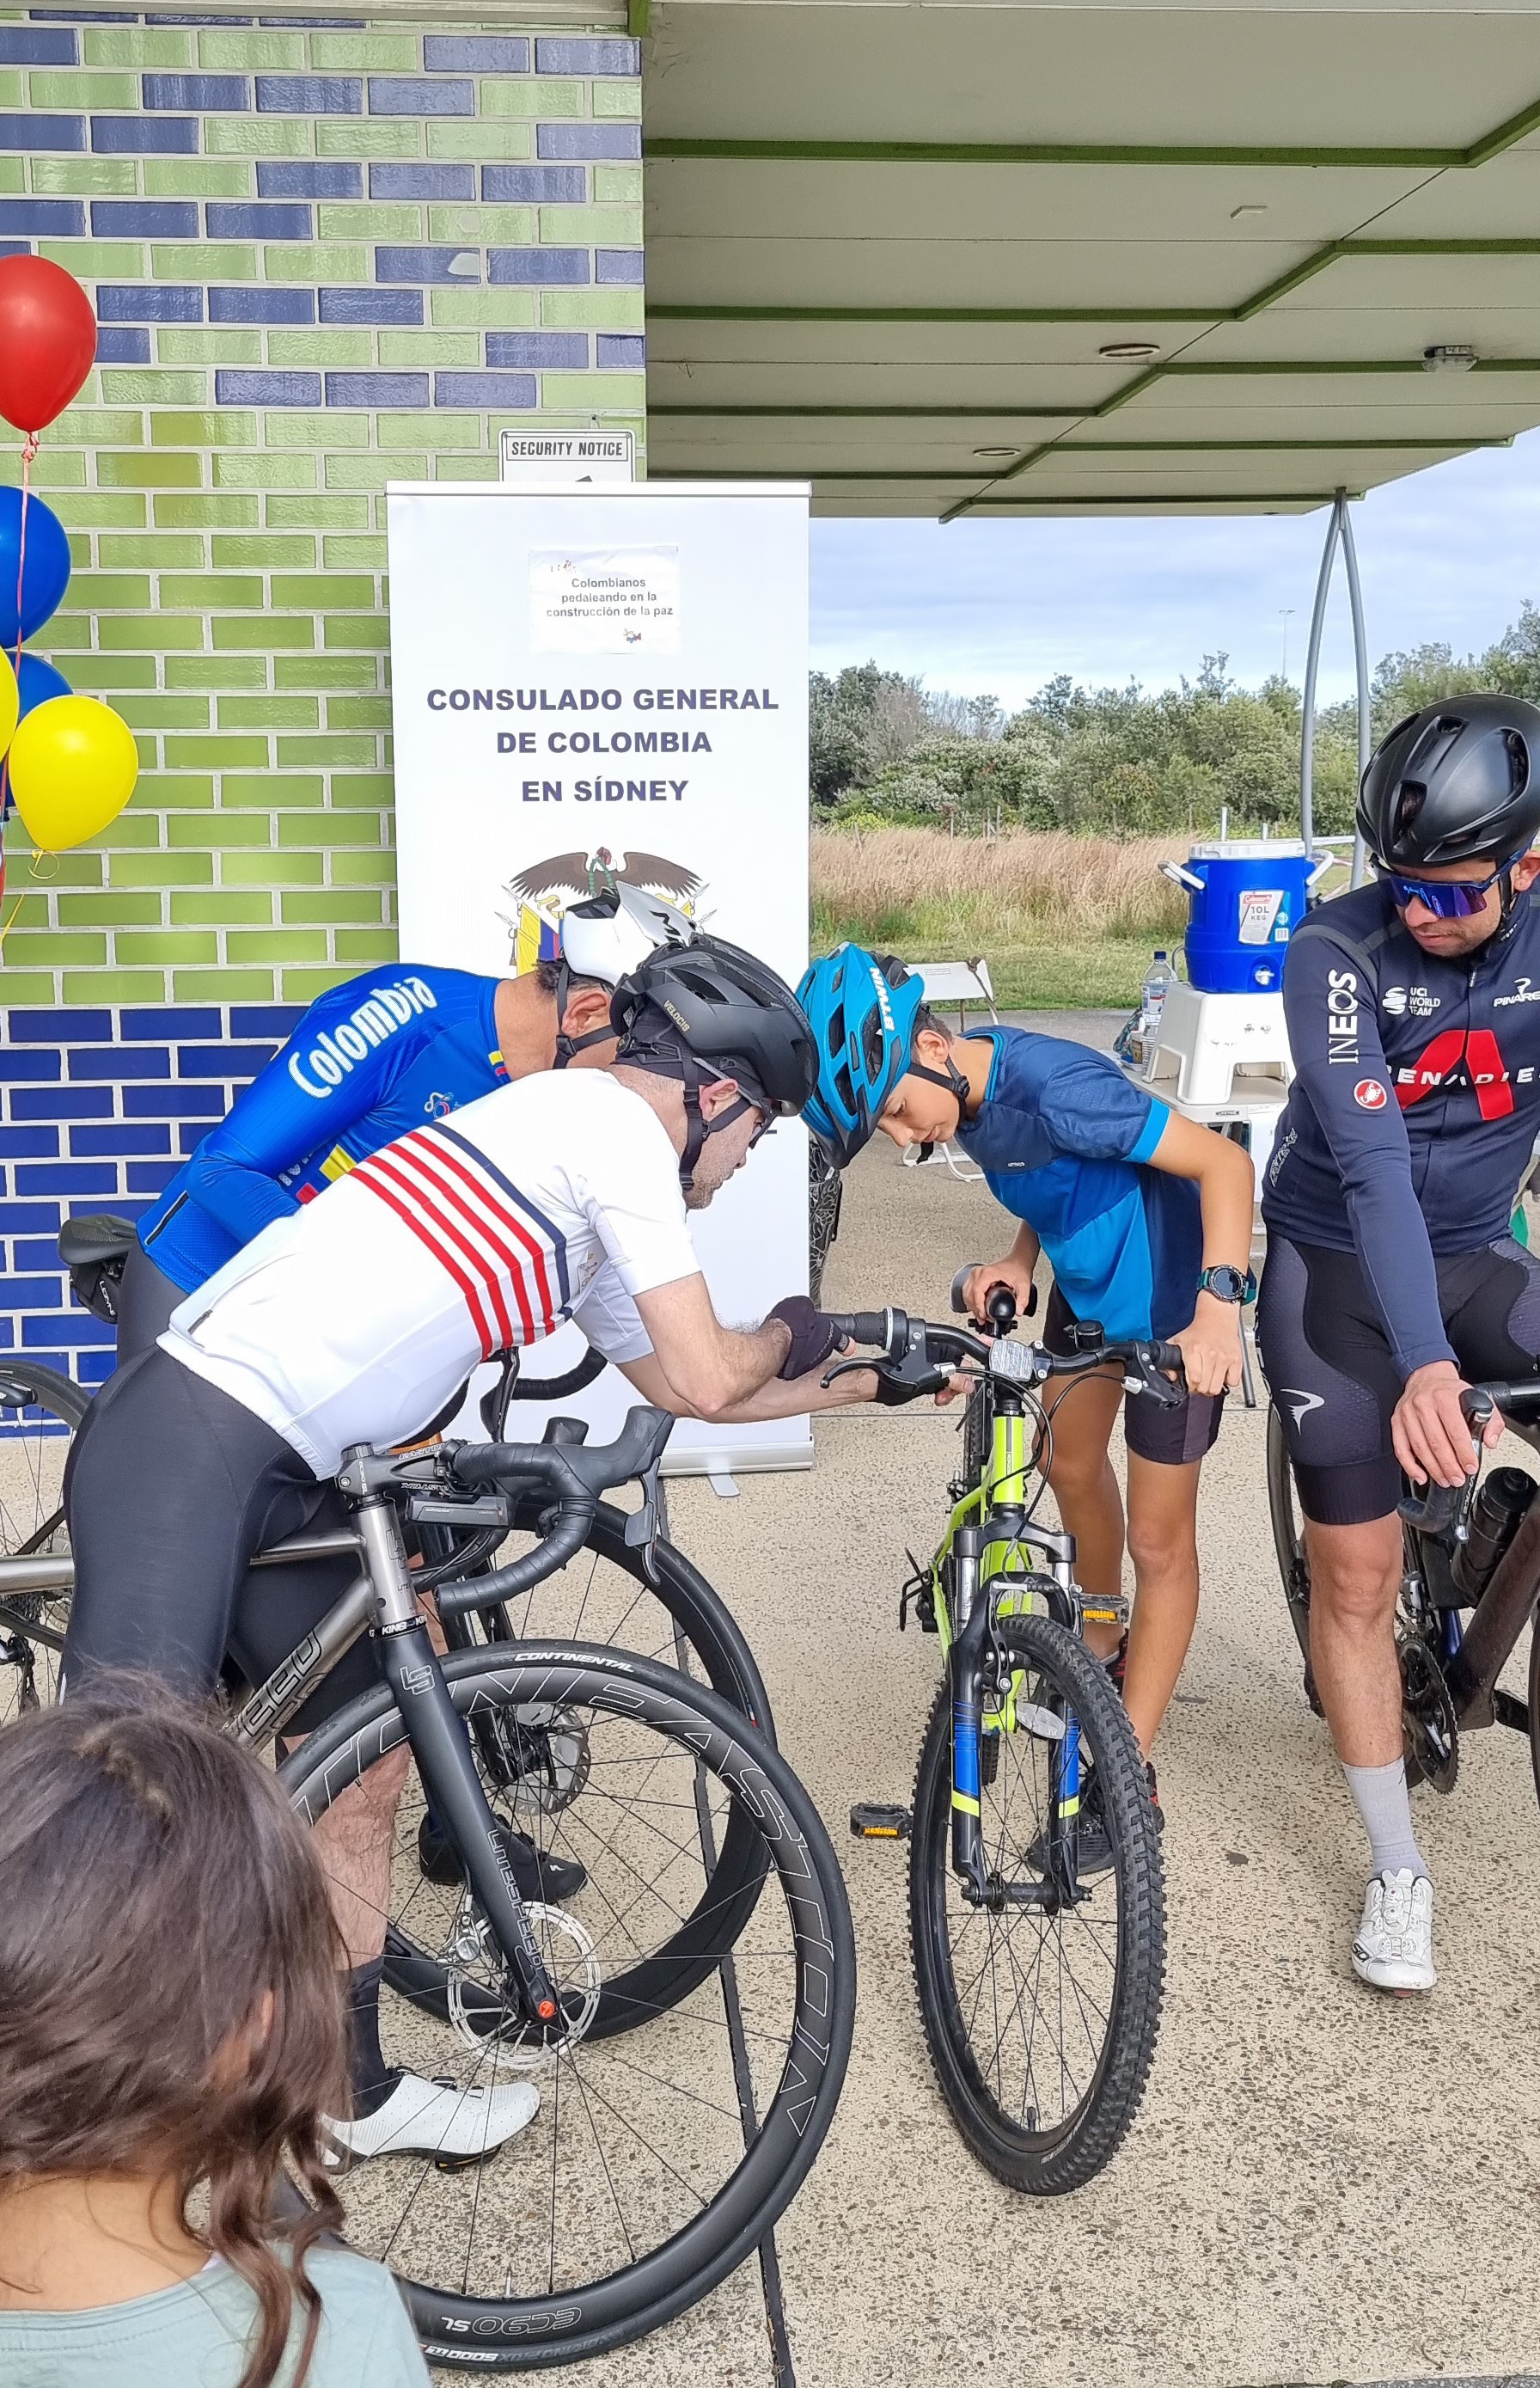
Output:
top-left (650, 478), bottom-right (1364, 507)
top-left (646, 432), bottom-right (1514, 452)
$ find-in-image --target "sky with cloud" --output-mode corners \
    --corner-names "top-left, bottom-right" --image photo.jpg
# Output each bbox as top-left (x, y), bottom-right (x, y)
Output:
top-left (810, 426), bottom-right (1540, 713)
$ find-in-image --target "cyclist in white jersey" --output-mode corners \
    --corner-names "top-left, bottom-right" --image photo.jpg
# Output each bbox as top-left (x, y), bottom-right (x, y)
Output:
top-left (64, 939), bottom-right (881, 2164)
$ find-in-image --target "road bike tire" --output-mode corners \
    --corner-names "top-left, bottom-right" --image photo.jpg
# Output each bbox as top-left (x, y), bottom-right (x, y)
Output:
top-left (1525, 1619), bottom-right (1540, 1815)
top-left (908, 1610), bottom-right (1164, 2194)
top-left (281, 1639), bottom-right (856, 2369)
top-left (1267, 1401), bottom-right (1318, 1699)
top-left (0, 1361), bottom-right (90, 1727)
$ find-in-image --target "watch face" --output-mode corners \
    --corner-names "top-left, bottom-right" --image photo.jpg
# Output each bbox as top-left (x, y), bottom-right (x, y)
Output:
top-left (1204, 1266), bottom-right (1244, 1300)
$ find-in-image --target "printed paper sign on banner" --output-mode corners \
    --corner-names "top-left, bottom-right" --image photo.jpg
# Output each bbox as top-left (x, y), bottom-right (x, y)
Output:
top-left (386, 481), bottom-right (811, 1473)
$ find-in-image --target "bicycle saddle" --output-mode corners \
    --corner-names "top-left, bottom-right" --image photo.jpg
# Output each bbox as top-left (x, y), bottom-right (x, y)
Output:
top-left (58, 1213), bottom-right (135, 1266)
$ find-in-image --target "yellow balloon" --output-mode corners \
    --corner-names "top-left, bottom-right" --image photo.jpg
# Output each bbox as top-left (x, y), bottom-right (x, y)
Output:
top-left (7, 694), bottom-right (138, 851)
top-left (0, 648), bottom-right (15, 759)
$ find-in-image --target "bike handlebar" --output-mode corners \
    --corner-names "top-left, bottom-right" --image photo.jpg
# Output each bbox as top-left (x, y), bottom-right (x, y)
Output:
top-left (821, 1307), bottom-right (1185, 1404)
top-left (1396, 1379), bottom-right (1540, 1533)
top-left (433, 1404), bottom-right (673, 1619)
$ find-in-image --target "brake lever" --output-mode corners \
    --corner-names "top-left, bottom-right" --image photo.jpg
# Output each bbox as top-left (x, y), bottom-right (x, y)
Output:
top-left (624, 1450), bottom-right (665, 1585)
top-left (1122, 1346), bottom-right (1184, 1411)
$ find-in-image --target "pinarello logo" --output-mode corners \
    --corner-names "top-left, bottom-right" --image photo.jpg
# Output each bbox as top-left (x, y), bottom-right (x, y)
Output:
top-left (1354, 1078), bottom-right (1388, 1111)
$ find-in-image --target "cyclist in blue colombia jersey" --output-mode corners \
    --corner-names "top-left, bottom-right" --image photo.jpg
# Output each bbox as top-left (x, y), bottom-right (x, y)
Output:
top-left (1256, 695), bottom-right (1540, 1995)
top-left (121, 882), bottom-right (692, 1363)
top-left (798, 947), bottom-right (1255, 1839)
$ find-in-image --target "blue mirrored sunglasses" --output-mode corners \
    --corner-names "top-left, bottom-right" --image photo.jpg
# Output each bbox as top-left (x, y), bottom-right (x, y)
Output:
top-left (1381, 853), bottom-right (1520, 920)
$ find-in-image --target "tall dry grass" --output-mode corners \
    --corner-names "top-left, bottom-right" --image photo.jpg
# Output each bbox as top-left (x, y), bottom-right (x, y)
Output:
top-left (811, 827), bottom-right (1189, 948)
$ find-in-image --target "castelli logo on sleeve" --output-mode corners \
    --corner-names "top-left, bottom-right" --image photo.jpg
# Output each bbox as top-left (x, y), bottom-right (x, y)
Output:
top-left (1354, 1078), bottom-right (1388, 1111)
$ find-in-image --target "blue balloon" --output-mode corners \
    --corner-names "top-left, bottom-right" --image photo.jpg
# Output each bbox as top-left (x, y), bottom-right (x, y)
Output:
top-left (0, 487), bottom-right (70, 646)
top-left (15, 652), bottom-right (71, 719)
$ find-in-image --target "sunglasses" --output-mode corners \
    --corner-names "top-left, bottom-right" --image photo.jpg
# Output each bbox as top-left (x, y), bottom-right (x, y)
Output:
top-left (1382, 853), bottom-right (1520, 920)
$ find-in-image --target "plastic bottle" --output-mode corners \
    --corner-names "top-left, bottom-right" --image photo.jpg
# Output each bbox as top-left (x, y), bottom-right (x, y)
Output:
top-left (1140, 951), bottom-right (1175, 1030)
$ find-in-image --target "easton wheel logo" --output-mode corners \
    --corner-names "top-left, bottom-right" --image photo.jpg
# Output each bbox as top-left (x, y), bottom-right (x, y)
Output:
top-left (1354, 1078), bottom-right (1388, 1111)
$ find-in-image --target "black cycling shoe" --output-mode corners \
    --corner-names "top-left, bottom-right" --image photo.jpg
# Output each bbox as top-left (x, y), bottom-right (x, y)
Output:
top-left (417, 1813), bottom-right (587, 1902)
top-left (1024, 1768), bottom-right (1114, 1878)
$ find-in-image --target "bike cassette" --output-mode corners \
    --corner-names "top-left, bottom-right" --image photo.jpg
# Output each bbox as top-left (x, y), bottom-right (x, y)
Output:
top-left (1400, 1637), bottom-right (1459, 1795)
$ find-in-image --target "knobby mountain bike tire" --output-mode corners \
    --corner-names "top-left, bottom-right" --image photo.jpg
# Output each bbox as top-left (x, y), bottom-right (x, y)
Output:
top-left (280, 1639), bottom-right (856, 2369)
top-left (0, 1361), bottom-right (89, 1727)
top-left (908, 1610), bottom-right (1165, 2195)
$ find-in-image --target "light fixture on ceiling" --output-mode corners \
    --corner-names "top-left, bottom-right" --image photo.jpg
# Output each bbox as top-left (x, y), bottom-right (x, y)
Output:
top-left (1098, 341), bottom-right (1161, 362)
top-left (972, 445), bottom-right (1018, 459)
top-left (1423, 344), bottom-right (1477, 372)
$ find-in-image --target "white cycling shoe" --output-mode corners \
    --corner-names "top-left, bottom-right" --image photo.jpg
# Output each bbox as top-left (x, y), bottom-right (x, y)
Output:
top-left (1352, 1869), bottom-right (1436, 1993)
top-left (327, 2071), bottom-right (540, 2165)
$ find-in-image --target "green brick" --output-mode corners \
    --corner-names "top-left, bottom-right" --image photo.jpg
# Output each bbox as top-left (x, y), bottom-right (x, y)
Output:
top-left (223, 772), bottom-right (321, 806)
top-left (101, 372), bottom-right (209, 405)
top-left (175, 967), bottom-right (275, 1000)
top-left (541, 290), bottom-right (644, 328)
top-left (280, 966), bottom-right (351, 1001)
top-left (541, 373), bottom-right (645, 409)
top-left (166, 656), bottom-right (267, 692)
top-left (221, 848), bottom-right (322, 885)
top-left (427, 205), bottom-right (533, 244)
top-left (311, 31), bottom-right (419, 68)
top-left (213, 616), bottom-right (314, 650)
top-left (215, 451), bottom-right (317, 489)
top-left (429, 287), bottom-right (537, 328)
top-left (219, 696), bottom-right (318, 729)
top-left (15, 852), bottom-right (103, 890)
top-left (388, 410), bottom-right (480, 446)
top-left (281, 887), bottom-right (380, 924)
top-left (272, 573), bottom-right (372, 608)
top-left (326, 696), bottom-right (392, 730)
top-left (156, 329), bottom-right (263, 367)
top-left (110, 851), bottom-right (214, 886)
top-left (436, 452), bottom-right (498, 482)
top-left (11, 449), bottom-right (83, 489)
top-left (98, 614), bottom-right (205, 651)
top-left (0, 161), bottom-right (21, 196)
top-left (5, 931), bottom-right (107, 965)
top-left (83, 27), bottom-right (194, 66)
top-left (480, 77), bottom-right (583, 118)
top-left (323, 614), bottom-right (388, 650)
top-left (372, 329), bottom-right (475, 369)
top-left (330, 769), bottom-right (393, 804)
top-left (115, 930), bottom-right (217, 963)
top-left (335, 928), bottom-right (399, 964)
top-left (170, 890), bottom-right (272, 926)
top-left (594, 80), bottom-right (642, 118)
top-left (59, 572), bottom-right (150, 609)
top-left (0, 971), bottom-right (62, 1004)
top-left (30, 157), bottom-right (138, 197)
top-left (215, 536), bottom-right (315, 569)
top-left (266, 243), bottom-right (367, 285)
top-left (327, 848), bottom-right (396, 885)
top-left (323, 535), bottom-right (387, 570)
top-left (316, 202), bottom-right (424, 242)
top-left (168, 813), bottom-right (272, 848)
top-left (2, 897), bottom-right (51, 930)
top-left (153, 410), bottom-right (259, 448)
top-left (0, 71), bottom-right (19, 106)
top-left (318, 119), bottom-right (422, 159)
top-left (68, 655), bottom-right (158, 692)
top-left (39, 616), bottom-right (92, 649)
top-left (114, 696), bottom-right (210, 731)
top-left (323, 453), bottom-right (419, 492)
top-left (65, 969), bottom-right (168, 1003)
top-left (594, 166), bottom-right (643, 205)
top-left (94, 808), bottom-right (164, 848)
top-left (198, 29), bottom-right (306, 69)
top-left (153, 242), bottom-right (258, 282)
top-left (266, 329), bottom-right (371, 369)
top-left (275, 733), bottom-right (374, 766)
top-left (205, 114), bottom-right (310, 157)
top-left (164, 735), bottom-right (270, 768)
top-left (275, 655), bottom-right (378, 692)
top-left (265, 494), bottom-right (370, 531)
top-left (31, 70), bottom-right (138, 106)
top-left (278, 810), bottom-right (378, 843)
top-left (144, 159), bottom-right (254, 199)
top-left (265, 411), bottom-right (369, 450)
top-left (425, 120), bottom-right (530, 162)
top-left (50, 408), bottom-right (147, 446)
top-left (133, 774), bottom-right (212, 808)
top-left (44, 494), bottom-right (146, 530)
top-left (542, 205), bottom-right (639, 245)
top-left (97, 533), bottom-right (200, 567)
top-left (40, 240), bottom-right (147, 277)
top-left (229, 927), bottom-right (327, 962)
top-left (162, 574), bottom-right (262, 608)
top-left (153, 493), bottom-right (260, 530)
top-left (56, 891), bottom-right (162, 928)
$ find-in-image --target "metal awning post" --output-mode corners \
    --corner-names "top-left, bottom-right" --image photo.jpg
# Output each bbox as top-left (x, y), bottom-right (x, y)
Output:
top-left (1299, 487), bottom-right (1372, 885)
top-left (1339, 496), bottom-right (1372, 887)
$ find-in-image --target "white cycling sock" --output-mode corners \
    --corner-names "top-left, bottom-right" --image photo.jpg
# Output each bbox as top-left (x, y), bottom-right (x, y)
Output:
top-left (1342, 1758), bottom-right (1429, 1882)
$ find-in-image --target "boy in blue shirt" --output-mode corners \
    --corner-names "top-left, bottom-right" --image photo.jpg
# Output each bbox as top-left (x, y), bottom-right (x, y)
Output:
top-left (798, 946), bottom-right (1254, 1813)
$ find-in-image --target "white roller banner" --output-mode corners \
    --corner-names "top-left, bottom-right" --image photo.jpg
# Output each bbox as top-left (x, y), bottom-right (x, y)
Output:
top-left (386, 481), bottom-right (812, 1473)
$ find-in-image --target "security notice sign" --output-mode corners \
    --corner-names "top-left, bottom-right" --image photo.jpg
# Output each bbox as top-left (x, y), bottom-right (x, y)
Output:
top-left (386, 481), bottom-right (812, 1473)
top-left (498, 429), bottom-right (635, 482)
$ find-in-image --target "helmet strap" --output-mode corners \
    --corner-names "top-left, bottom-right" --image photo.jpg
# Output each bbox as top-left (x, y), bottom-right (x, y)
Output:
top-left (619, 1043), bottom-right (753, 1191)
top-left (908, 1054), bottom-right (973, 1111)
top-left (552, 960), bottom-right (615, 1068)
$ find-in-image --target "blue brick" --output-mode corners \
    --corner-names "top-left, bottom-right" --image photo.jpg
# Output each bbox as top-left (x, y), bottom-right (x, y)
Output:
top-left (229, 1005), bottom-right (303, 1037)
top-left (374, 246), bottom-right (478, 285)
top-left (481, 164), bottom-right (584, 205)
top-left (71, 1124), bottom-right (170, 1156)
top-left (488, 248), bottom-right (589, 285)
top-left (214, 369), bottom-right (322, 406)
top-left (0, 1127), bottom-right (58, 1157)
top-left (4, 1277), bottom-right (64, 1307)
top-left (7, 1009), bottom-right (108, 1042)
top-left (124, 1085), bottom-right (223, 1119)
top-left (597, 333), bottom-right (645, 369)
top-left (91, 200), bottom-right (199, 236)
top-left (16, 1165), bottom-right (118, 1195)
top-left (538, 122), bottom-right (640, 162)
top-left (257, 159), bottom-right (360, 198)
top-left (370, 162), bottom-right (473, 200)
top-left (14, 1238), bottom-right (67, 1271)
top-left (596, 248), bottom-right (645, 285)
top-left (121, 1007), bottom-right (221, 1039)
top-left (99, 322), bottom-right (150, 359)
top-left (97, 283), bottom-right (204, 322)
top-left (326, 369), bottom-right (428, 407)
top-left (434, 370), bottom-right (535, 408)
top-left (369, 75), bottom-right (471, 116)
top-left (92, 115), bottom-right (199, 154)
top-left (211, 285), bottom-right (314, 324)
top-left (319, 285), bottom-right (421, 324)
top-left (0, 1050), bottom-right (61, 1081)
top-left (0, 242), bottom-right (31, 260)
top-left (143, 72), bottom-right (249, 109)
top-left (0, 199), bottom-right (83, 237)
top-left (207, 200), bottom-right (311, 239)
top-left (176, 1042), bottom-right (280, 1077)
top-left (486, 331), bottom-right (586, 369)
top-left (0, 1200), bottom-right (58, 1232)
top-left (11, 1087), bottom-right (112, 1122)
top-left (423, 35), bottom-right (527, 72)
top-left (256, 74), bottom-right (359, 113)
top-left (0, 113), bottom-right (85, 152)
top-left (0, 27), bottom-right (77, 59)
top-left (64, 1047), bottom-right (168, 1081)
top-left (535, 36), bottom-right (639, 76)
top-left (74, 1349), bottom-right (112, 1386)
top-left (23, 1313), bottom-right (114, 1346)
top-left (126, 1162), bottom-right (179, 1195)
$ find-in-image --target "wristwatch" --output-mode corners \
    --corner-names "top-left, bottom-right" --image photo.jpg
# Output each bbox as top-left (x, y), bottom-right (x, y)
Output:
top-left (1195, 1264), bottom-right (1257, 1305)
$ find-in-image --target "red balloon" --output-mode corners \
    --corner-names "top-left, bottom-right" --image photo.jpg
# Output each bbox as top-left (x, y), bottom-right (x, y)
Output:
top-left (0, 256), bottom-right (96, 436)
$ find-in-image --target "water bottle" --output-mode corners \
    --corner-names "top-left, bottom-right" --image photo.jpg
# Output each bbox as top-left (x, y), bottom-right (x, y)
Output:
top-left (1140, 951), bottom-right (1175, 1031)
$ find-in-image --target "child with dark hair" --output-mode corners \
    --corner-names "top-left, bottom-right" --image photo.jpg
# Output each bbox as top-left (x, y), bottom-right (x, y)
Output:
top-left (0, 1690), bottom-right (430, 2388)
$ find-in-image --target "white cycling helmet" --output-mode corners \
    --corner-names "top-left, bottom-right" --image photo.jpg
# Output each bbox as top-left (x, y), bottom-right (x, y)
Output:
top-left (511, 883), bottom-right (694, 1064)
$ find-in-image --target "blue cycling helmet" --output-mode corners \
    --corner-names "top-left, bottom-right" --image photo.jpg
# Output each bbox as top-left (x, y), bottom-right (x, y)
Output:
top-left (797, 945), bottom-right (925, 1166)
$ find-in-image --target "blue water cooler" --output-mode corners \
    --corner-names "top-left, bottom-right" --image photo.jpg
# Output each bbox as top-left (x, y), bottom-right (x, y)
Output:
top-left (1167, 840), bottom-right (1320, 995)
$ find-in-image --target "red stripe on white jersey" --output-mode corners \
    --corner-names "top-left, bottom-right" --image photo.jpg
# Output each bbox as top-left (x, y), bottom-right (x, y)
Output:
top-left (355, 1160), bottom-right (496, 1356)
top-left (377, 1137), bottom-right (530, 1346)
top-left (412, 1133), bottom-right (558, 1332)
top-left (352, 1124), bottom-right (563, 1356)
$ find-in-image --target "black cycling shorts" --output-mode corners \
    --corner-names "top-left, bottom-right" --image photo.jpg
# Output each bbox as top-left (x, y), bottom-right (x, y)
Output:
top-left (1042, 1280), bottom-right (1225, 1467)
top-left (114, 1240), bottom-right (184, 1368)
top-left (63, 1346), bottom-right (377, 1732)
top-left (1256, 1232), bottom-right (1540, 1528)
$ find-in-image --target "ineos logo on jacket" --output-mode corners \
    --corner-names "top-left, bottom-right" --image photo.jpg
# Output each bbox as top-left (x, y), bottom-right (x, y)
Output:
top-left (1325, 967), bottom-right (1360, 1063)
top-left (288, 977), bottom-right (438, 1098)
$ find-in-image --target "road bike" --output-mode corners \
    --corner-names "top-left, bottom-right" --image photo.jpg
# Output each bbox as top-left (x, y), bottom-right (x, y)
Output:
top-left (0, 1396), bottom-right (856, 2367)
top-left (828, 1280), bottom-right (1179, 2192)
top-left (1269, 1379), bottom-right (1540, 1802)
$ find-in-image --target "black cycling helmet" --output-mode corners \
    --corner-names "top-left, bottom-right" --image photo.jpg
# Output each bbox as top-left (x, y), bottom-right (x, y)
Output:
top-left (1358, 694), bottom-right (1540, 871)
top-left (612, 935), bottom-right (818, 1191)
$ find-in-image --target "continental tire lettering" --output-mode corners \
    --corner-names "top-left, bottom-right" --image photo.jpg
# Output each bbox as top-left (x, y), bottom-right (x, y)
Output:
top-left (1325, 966), bottom-right (1360, 1063)
top-left (286, 976), bottom-right (441, 1099)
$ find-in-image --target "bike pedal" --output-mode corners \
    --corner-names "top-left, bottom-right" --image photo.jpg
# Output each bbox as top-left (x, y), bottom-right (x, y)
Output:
top-left (432, 2150), bottom-right (486, 2176)
top-left (850, 1802), bottom-right (911, 1840)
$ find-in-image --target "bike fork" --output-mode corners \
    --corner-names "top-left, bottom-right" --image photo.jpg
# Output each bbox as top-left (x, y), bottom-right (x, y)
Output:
top-left (949, 1525), bottom-right (992, 1903)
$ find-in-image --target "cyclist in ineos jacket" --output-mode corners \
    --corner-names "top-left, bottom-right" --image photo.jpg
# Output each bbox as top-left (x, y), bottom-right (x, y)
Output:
top-left (1257, 695), bottom-right (1540, 1993)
